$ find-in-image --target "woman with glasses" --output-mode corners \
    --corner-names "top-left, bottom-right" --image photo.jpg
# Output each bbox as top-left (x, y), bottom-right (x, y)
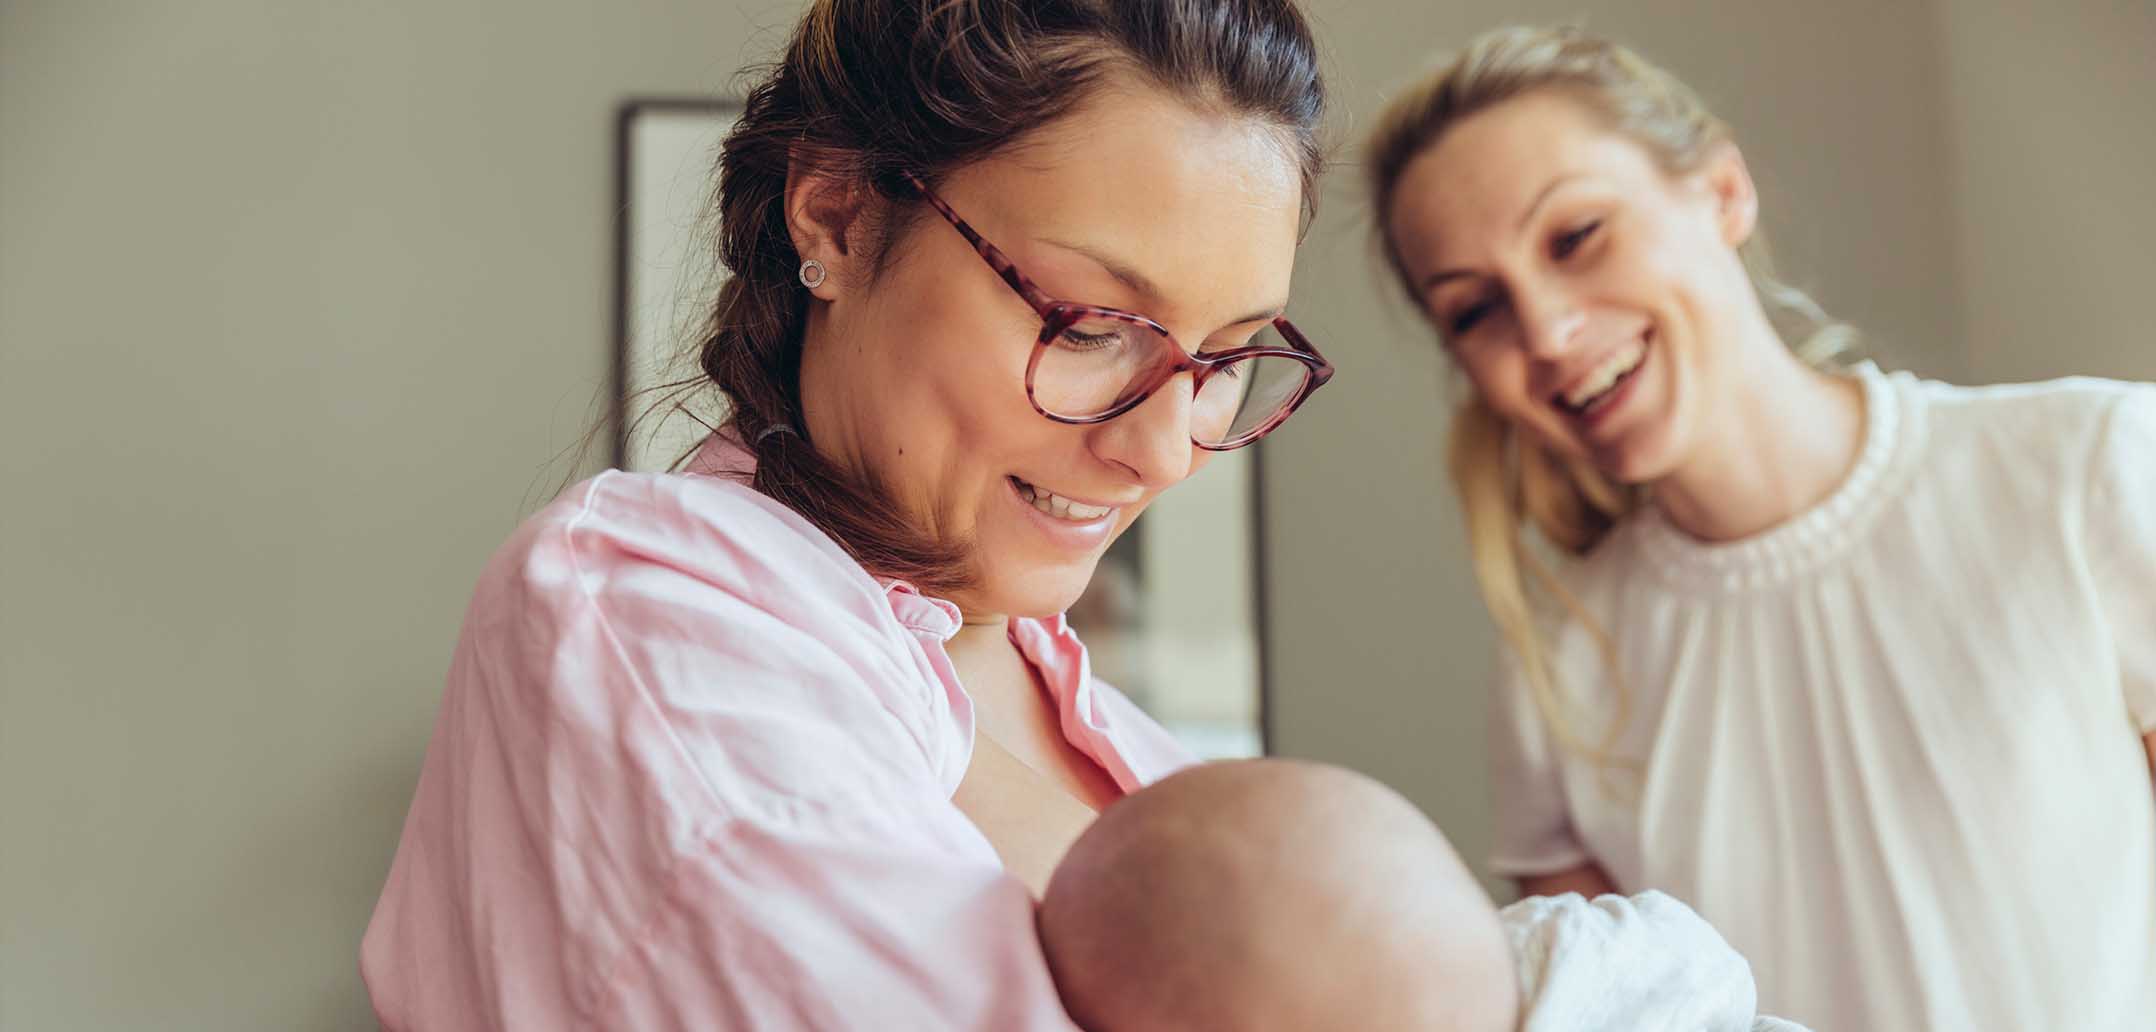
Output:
top-left (1366, 25), bottom-right (2156, 1030)
top-left (361, 0), bottom-right (1330, 1028)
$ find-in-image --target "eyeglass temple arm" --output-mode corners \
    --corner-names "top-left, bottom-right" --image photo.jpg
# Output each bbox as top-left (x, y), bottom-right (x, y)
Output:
top-left (905, 173), bottom-right (1059, 316)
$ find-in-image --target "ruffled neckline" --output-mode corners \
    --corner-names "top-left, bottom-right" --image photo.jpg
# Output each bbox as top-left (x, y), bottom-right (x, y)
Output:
top-left (1628, 363), bottom-right (1915, 593)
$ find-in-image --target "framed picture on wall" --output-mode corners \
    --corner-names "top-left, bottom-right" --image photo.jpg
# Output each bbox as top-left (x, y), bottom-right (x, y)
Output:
top-left (611, 98), bottom-right (1271, 758)
top-left (614, 99), bottom-right (741, 473)
top-left (1067, 450), bottom-right (1271, 758)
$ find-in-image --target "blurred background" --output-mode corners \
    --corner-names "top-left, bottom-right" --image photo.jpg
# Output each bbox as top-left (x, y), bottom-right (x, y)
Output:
top-left (2, 1), bottom-right (2150, 1028)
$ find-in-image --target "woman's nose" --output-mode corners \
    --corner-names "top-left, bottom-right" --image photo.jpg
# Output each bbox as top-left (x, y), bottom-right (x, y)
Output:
top-left (1516, 287), bottom-right (1587, 360)
top-left (1090, 373), bottom-right (1198, 489)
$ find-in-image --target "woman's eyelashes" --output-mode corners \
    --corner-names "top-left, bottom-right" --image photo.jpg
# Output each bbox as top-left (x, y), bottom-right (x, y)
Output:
top-left (1551, 218), bottom-right (1602, 261)
top-left (1057, 327), bottom-right (1123, 351)
top-left (1446, 292), bottom-right (1503, 337)
top-left (1444, 219), bottom-right (1604, 337)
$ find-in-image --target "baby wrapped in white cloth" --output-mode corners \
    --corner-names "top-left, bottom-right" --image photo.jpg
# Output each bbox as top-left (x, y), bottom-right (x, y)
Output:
top-left (1503, 891), bottom-right (1812, 1031)
top-left (1038, 759), bottom-right (1809, 1031)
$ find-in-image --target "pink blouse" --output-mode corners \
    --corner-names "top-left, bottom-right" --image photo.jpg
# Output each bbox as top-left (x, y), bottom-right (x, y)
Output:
top-left (361, 436), bottom-right (1196, 1030)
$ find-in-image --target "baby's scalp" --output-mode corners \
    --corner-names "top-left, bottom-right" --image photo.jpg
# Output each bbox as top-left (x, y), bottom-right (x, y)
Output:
top-left (1040, 759), bottom-right (1519, 1032)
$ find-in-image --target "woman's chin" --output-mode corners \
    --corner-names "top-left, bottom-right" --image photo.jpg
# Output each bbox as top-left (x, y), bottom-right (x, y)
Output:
top-left (1580, 393), bottom-right (1686, 486)
top-left (1595, 420), bottom-right (1694, 488)
top-left (971, 561), bottom-right (1101, 622)
top-left (1590, 445), bottom-right (1659, 487)
top-left (1580, 432), bottom-right (1659, 486)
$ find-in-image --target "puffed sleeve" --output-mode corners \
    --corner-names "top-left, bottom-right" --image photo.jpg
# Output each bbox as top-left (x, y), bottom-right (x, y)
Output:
top-left (2085, 384), bottom-right (2156, 733)
top-left (1487, 649), bottom-right (1594, 879)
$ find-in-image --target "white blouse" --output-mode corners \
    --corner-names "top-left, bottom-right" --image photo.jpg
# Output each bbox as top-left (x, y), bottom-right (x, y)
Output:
top-left (1490, 365), bottom-right (2156, 1031)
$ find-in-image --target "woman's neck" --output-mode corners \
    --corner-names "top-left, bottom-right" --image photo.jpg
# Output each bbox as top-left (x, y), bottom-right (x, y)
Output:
top-left (944, 615), bottom-right (1012, 665)
top-left (1651, 326), bottom-right (1865, 544)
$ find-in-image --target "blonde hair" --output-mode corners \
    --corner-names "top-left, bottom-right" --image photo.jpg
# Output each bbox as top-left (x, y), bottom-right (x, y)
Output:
top-left (1366, 25), bottom-right (1855, 767)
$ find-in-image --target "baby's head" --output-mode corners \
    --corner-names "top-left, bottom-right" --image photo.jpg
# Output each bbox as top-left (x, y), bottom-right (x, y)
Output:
top-left (1039, 759), bottom-right (1517, 1032)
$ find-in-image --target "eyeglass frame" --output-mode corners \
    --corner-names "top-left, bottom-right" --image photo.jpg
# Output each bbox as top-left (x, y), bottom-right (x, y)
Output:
top-left (904, 174), bottom-right (1334, 452)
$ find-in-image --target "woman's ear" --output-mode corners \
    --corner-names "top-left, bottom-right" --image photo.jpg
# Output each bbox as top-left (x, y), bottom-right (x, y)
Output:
top-left (784, 162), bottom-right (868, 300)
top-left (1698, 140), bottom-right (1759, 250)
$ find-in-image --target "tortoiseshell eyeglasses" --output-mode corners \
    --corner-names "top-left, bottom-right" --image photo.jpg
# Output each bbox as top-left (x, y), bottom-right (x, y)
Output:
top-left (908, 175), bottom-right (1333, 451)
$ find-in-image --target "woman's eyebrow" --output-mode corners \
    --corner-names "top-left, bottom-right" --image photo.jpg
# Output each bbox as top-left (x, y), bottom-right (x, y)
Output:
top-left (1417, 172), bottom-right (1592, 294)
top-left (1420, 266), bottom-right (1480, 294)
top-left (1517, 172), bottom-right (1587, 232)
top-left (1042, 237), bottom-right (1284, 324)
top-left (1041, 237), bottom-right (1166, 300)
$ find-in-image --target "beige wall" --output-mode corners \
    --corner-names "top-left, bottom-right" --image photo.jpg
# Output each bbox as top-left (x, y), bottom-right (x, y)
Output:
top-left (0, 2), bottom-right (793, 1028)
top-left (1934, 2), bottom-right (2156, 385)
top-left (2, 1), bottom-right (2148, 1029)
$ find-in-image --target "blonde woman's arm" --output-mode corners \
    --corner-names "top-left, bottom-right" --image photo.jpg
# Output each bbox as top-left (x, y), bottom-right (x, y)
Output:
top-left (1488, 650), bottom-right (1620, 898)
top-left (2085, 387), bottom-right (2156, 786)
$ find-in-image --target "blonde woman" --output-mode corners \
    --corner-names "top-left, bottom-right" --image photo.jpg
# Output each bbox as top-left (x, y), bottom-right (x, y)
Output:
top-left (1366, 26), bottom-right (2156, 1031)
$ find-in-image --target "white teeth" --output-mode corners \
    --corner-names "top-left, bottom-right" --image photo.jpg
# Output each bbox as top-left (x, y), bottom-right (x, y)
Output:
top-left (1015, 479), bottom-right (1115, 522)
top-left (1563, 344), bottom-right (1646, 408)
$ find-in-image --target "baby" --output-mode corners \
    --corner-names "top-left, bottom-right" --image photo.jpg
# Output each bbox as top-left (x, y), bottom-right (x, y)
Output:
top-left (1038, 758), bottom-right (1519, 1032)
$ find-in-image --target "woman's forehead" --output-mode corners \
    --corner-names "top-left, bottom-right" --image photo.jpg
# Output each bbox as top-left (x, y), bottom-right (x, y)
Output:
top-left (946, 90), bottom-right (1304, 314)
top-left (1389, 98), bottom-right (1655, 263)
top-left (961, 84), bottom-right (1302, 225)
